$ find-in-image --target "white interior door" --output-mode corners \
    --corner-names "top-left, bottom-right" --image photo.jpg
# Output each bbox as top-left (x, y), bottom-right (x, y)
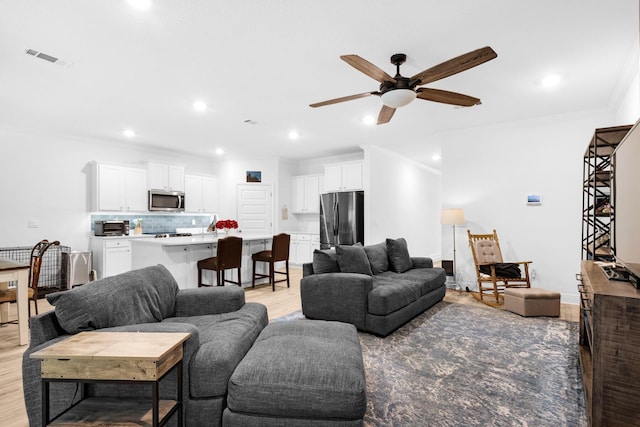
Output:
top-left (237, 184), bottom-right (273, 235)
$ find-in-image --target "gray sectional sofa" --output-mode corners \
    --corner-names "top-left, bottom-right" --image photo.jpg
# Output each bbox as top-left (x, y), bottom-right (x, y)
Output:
top-left (301, 238), bottom-right (447, 336)
top-left (22, 264), bottom-right (268, 427)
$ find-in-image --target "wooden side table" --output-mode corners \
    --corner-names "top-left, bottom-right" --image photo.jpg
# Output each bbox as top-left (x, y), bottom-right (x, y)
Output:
top-left (30, 331), bottom-right (191, 427)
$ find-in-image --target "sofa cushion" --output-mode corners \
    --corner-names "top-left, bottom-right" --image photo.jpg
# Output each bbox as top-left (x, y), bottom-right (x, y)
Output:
top-left (312, 249), bottom-right (340, 274)
top-left (368, 276), bottom-right (423, 315)
top-left (164, 302), bottom-right (268, 398)
top-left (46, 265), bottom-right (178, 334)
top-left (227, 320), bottom-right (366, 420)
top-left (336, 244), bottom-right (372, 275)
top-left (386, 238), bottom-right (413, 273)
top-left (377, 268), bottom-right (447, 295)
top-left (364, 241), bottom-right (389, 275)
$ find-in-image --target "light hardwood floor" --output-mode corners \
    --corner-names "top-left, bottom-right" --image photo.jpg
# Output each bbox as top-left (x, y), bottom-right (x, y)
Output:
top-left (0, 267), bottom-right (578, 427)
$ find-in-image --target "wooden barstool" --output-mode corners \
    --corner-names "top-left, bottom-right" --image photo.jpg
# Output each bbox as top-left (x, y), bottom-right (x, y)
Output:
top-left (197, 236), bottom-right (243, 287)
top-left (251, 233), bottom-right (290, 291)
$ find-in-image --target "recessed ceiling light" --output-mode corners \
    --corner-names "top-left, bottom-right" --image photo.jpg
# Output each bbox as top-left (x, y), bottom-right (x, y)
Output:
top-left (215, 148), bottom-right (224, 155)
top-left (363, 115), bottom-right (375, 125)
top-left (288, 131), bottom-right (299, 140)
top-left (193, 101), bottom-right (207, 112)
top-left (541, 74), bottom-right (561, 88)
top-left (128, 0), bottom-right (152, 10)
top-left (123, 129), bottom-right (135, 138)
top-left (432, 154), bottom-right (441, 161)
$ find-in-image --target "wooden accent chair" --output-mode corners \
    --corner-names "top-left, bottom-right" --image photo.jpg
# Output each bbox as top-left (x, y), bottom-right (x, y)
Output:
top-left (197, 236), bottom-right (243, 287)
top-left (467, 230), bottom-right (532, 305)
top-left (0, 239), bottom-right (60, 320)
top-left (252, 233), bottom-right (291, 292)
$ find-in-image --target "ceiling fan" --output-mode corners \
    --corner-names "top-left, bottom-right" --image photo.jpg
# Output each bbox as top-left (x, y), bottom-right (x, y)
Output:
top-left (309, 46), bottom-right (497, 125)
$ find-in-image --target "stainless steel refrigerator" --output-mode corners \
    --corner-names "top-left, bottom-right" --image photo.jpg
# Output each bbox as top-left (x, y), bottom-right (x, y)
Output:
top-left (320, 191), bottom-right (364, 249)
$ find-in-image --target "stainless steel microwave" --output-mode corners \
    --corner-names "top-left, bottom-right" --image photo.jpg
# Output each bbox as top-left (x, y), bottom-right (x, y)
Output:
top-left (148, 189), bottom-right (185, 212)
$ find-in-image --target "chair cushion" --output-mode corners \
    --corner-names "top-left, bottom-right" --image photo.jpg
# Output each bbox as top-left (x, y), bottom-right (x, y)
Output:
top-left (474, 240), bottom-right (503, 264)
top-left (164, 302), bottom-right (268, 398)
top-left (312, 249), bottom-right (339, 274)
top-left (364, 241), bottom-right (389, 274)
top-left (252, 250), bottom-right (272, 261)
top-left (386, 238), bottom-right (413, 273)
top-left (336, 244), bottom-right (372, 275)
top-left (46, 265), bottom-right (178, 334)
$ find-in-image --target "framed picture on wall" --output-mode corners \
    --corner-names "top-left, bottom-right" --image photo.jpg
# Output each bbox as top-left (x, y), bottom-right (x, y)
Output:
top-left (246, 171), bottom-right (262, 182)
top-left (527, 194), bottom-right (541, 205)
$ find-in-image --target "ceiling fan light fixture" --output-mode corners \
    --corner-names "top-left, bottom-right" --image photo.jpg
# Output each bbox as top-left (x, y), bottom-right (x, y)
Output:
top-left (380, 89), bottom-right (416, 108)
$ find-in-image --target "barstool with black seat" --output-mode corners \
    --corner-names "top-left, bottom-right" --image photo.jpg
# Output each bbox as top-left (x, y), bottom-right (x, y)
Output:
top-left (252, 233), bottom-right (290, 292)
top-left (197, 236), bottom-right (243, 287)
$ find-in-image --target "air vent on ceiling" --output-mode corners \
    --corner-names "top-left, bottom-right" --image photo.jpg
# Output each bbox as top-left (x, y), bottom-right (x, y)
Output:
top-left (25, 49), bottom-right (73, 68)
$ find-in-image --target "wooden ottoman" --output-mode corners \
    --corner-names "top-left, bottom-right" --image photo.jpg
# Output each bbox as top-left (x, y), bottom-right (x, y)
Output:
top-left (223, 320), bottom-right (366, 426)
top-left (504, 287), bottom-right (561, 317)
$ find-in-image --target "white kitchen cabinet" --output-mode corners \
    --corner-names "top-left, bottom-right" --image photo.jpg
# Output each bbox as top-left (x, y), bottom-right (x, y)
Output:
top-left (91, 163), bottom-right (147, 212)
top-left (292, 174), bottom-right (322, 213)
top-left (147, 162), bottom-right (185, 191)
top-left (324, 161), bottom-right (363, 192)
top-left (184, 174), bottom-right (219, 213)
top-left (90, 238), bottom-right (133, 279)
top-left (290, 233), bottom-right (317, 265)
top-left (311, 234), bottom-right (320, 253)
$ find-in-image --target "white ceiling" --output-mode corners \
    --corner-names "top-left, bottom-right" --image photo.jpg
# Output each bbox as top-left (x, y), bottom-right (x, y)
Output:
top-left (1, 1), bottom-right (637, 168)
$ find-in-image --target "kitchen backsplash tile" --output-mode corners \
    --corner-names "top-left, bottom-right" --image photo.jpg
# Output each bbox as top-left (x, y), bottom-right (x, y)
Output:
top-left (91, 214), bottom-right (213, 234)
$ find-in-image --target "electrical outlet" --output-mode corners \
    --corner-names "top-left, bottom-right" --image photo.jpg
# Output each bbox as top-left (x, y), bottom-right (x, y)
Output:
top-left (531, 269), bottom-right (536, 279)
top-left (191, 219), bottom-right (196, 225)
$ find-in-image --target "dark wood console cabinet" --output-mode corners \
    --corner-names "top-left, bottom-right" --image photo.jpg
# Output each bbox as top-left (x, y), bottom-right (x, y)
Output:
top-left (578, 261), bottom-right (640, 426)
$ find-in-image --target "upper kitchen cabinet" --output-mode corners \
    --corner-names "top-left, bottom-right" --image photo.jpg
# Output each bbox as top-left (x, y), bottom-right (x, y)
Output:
top-left (184, 174), bottom-right (219, 213)
top-left (292, 174), bottom-right (323, 213)
top-left (147, 162), bottom-right (185, 191)
top-left (324, 161), bottom-right (363, 192)
top-left (90, 162), bottom-right (147, 212)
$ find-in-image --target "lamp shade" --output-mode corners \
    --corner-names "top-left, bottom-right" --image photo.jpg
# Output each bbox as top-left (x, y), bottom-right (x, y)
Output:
top-left (441, 208), bottom-right (465, 225)
top-left (380, 89), bottom-right (417, 108)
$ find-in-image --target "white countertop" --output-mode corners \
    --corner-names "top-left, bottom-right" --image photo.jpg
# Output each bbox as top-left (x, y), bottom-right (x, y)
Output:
top-left (129, 233), bottom-right (273, 246)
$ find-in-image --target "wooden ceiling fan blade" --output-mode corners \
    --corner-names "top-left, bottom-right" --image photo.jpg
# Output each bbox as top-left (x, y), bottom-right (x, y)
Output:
top-left (410, 46), bottom-right (497, 86)
top-left (340, 55), bottom-right (396, 83)
top-left (417, 88), bottom-right (480, 106)
top-left (309, 92), bottom-right (376, 108)
top-left (377, 105), bottom-right (396, 125)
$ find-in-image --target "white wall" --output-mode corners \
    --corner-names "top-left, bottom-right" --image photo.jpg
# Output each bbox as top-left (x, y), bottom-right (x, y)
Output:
top-left (440, 110), bottom-right (618, 304)
top-left (0, 125), bottom-right (213, 252)
top-left (364, 145), bottom-right (442, 259)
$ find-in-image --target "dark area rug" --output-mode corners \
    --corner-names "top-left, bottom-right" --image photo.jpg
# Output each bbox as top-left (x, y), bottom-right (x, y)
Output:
top-left (276, 301), bottom-right (586, 427)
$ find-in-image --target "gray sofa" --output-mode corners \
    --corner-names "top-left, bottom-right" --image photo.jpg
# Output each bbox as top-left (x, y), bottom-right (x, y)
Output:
top-left (22, 264), bottom-right (268, 427)
top-left (301, 238), bottom-right (446, 336)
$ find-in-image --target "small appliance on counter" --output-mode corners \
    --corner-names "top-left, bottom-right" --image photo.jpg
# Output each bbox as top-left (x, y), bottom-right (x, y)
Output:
top-left (94, 220), bottom-right (130, 236)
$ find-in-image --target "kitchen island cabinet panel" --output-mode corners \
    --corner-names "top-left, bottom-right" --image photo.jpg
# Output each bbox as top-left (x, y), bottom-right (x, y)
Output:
top-left (131, 235), bottom-right (272, 288)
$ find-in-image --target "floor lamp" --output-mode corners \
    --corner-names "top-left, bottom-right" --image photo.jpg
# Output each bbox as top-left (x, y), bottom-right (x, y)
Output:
top-left (441, 208), bottom-right (465, 284)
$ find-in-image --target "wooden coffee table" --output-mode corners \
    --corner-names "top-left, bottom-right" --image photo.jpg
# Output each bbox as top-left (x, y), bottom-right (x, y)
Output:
top-left (30, 331), bottom-right (191, 427)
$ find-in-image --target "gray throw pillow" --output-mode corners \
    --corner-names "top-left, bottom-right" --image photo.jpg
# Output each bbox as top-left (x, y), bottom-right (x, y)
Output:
top-left (312, 249), bottom-right (340, 274)
top-left (386, 238), bottom-right (413, 273)
top-left (46, 265), bottom-right (179, 334)
top-left (336, 243), bottom-right (373, 275)
top-left (364, 241), bottom-right (389, 275)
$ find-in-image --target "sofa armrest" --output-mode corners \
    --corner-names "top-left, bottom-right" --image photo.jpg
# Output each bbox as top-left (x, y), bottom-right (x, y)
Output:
top-left (28, 311), bottom-right (67, 348)
top-left (411, 257), bottom-right (434, 269)
top-left (175, 286), bottom-right (245, 317)
top-left (302, 262), bottom-right (314, 277)
top-left (300, 273), bottom-right (372, 330)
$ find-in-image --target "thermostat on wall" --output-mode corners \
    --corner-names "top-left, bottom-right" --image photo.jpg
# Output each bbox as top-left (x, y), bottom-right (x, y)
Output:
top-left (527, 194), bottom-right (542, 205)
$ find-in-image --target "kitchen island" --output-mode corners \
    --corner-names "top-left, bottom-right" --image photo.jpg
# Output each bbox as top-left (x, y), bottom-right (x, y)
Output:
top-left (131, 233), bottom-right (273, 289)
